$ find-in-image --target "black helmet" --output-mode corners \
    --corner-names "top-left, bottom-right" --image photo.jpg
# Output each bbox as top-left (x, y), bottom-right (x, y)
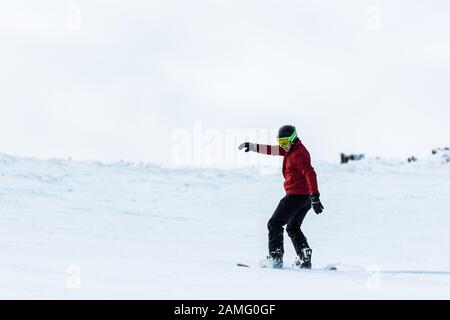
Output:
top-left (278, 125), bottom-right (296, 138)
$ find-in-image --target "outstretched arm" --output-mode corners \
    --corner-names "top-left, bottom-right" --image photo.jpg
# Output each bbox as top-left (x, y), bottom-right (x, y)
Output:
top-left (238, 142), bottom-right (286, 156)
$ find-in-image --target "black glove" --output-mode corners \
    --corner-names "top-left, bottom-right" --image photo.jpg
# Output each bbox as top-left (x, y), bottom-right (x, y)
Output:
top-left (310, 193), bottom-right (324, 214)
top-left (238, 142), bottom-right (258, 153)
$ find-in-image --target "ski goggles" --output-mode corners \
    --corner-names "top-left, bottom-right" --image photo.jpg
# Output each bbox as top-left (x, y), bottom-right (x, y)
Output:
top-left (277, 130), bottom-right (297, 147)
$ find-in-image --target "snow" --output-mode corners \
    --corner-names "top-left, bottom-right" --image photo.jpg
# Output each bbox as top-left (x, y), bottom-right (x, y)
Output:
top-left (0, 153), bottom-right (449, 299)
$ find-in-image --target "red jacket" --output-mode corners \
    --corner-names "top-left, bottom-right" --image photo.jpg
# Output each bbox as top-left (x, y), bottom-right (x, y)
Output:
top-left (257, 141), bottom-right (319, 195)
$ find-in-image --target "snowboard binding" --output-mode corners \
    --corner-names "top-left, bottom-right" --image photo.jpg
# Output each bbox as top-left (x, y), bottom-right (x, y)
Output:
top-left (294, 247), bottom-right (312, 269)
top-left (268, 249), bottom-right (284, 269)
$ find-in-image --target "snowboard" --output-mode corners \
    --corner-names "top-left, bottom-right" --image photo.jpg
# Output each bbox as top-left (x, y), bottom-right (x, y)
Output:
top-left (237, 260), bottom-right (338, 271)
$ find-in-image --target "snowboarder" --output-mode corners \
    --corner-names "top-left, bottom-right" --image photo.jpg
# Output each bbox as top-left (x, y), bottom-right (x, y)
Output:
top-left (238, 125), bottom-right (324, 269)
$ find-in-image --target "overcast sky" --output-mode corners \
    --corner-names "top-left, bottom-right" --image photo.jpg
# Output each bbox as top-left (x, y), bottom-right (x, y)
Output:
top-left (1, 0), bottom-right (449, 166)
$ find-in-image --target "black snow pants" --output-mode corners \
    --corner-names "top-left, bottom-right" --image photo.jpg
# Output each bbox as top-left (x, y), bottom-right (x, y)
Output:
top-left (268, 194), bottom-right (311, 257)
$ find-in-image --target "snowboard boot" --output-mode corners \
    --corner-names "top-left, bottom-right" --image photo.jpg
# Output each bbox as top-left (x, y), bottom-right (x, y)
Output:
top-left (268, 249), bottom-right (283, 269)
top-left (294, 247), bottom-right (312, 269)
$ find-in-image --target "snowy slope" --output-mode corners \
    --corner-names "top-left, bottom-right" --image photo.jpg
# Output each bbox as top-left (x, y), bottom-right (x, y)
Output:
top-left (0, 153), bottom-right (449, 299)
